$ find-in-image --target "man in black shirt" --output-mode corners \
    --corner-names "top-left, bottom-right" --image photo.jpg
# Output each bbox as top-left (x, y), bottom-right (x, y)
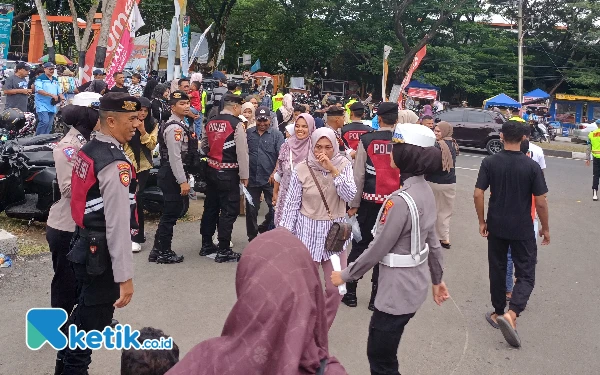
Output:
top-left (109, 71), bottom-right (129, 93)
top-left (473, 120), bottom-right (550, 348)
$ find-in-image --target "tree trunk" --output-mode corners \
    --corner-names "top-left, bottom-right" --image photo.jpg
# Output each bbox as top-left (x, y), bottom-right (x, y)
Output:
top-left (32, 0), bottom-right (55, 63)
top-left (94, 0), bottom-right (117, 68)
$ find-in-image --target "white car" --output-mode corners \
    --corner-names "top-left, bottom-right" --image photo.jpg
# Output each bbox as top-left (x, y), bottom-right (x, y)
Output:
top-left (573, 121), bottom-right (598, 142)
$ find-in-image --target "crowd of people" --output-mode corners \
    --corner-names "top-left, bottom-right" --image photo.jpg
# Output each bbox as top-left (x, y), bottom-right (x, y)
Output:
top-left (0, 64), bottom-right (557, 374)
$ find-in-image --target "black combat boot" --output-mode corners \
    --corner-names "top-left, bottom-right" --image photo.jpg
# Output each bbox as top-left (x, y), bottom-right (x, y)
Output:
top-left (215, 248), bottom-right (241, 263)
top-left (199, 237), bottom-right (218, 256)
top-left (341, 281), bottom-right (358, 307)
top-left (148, 238), bottom-right (160, 262)
top-left (368, 282), bottom-right (378, 311)
top-left (156, 249), bottom-right (184, 264)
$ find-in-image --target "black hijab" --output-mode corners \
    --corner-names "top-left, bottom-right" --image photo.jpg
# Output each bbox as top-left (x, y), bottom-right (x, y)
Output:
top-left (129, 96), bottom-right (157, 168)
top-left (143, 78), bottom-right (158, 99)
top-left (59, 105), bottom-right (99, 141)
top-left (392, 143), bottom-right (442, 183)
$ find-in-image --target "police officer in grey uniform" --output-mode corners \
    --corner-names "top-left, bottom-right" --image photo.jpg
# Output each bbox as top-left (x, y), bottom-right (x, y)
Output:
top-left (148, 91), bottom-right (198, 264)
top-left (58, 93), bottom-right (140, 374)
top-left (332, 123), bottom-right (450, 375)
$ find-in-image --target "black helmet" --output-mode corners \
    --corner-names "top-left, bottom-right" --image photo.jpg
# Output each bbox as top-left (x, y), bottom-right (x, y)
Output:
top-left (0, 108), bottom-right (26, 132)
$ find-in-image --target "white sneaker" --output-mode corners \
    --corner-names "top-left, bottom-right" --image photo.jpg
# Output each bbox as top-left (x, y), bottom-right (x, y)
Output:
top-left (132, 242), bottom-right (142, 253)
top-left (594, 190), bottom-right (598, 201)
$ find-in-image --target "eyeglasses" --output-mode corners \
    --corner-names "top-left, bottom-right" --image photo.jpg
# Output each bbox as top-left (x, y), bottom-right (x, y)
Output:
top-left (314, 145), bottom-right (334, 151)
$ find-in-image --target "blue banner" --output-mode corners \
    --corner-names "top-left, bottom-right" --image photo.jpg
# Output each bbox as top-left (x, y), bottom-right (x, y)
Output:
top-left (0, 4), bottom-right (14, 60)
top-left (180, 15), bottom-right (190, 77)
top-left (250, 59), bottom-right (261, 73)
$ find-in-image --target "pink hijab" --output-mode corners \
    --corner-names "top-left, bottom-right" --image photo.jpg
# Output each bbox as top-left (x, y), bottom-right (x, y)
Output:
top-left (286, 113), bottom-right (316, 164)
top-left (308, 127), bottom-right (348, 173)
top-left (166, 228), bottom-right (347, 375)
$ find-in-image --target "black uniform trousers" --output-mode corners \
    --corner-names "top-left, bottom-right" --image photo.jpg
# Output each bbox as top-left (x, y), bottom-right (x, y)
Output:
top-left (132, 169), bottom-right (149, 243)
top-left (59, 236), bottom-right (119, 375)
top-left (348, 201), bottom-right (381, 283)
top-left (488, 233), bottom-right (537, 316)
top-left (46, 227), bottom-right (77, 315)
top-left (156, 165), bottom-right (189, 251)
top-left (367, 309), bottom-right (415, 375)
top-left (245, 184), bottom-right (274, 242)
top-left (200, 167), bottom-right (240, 249)
top-left (592, 157), bottom-right (600, 191)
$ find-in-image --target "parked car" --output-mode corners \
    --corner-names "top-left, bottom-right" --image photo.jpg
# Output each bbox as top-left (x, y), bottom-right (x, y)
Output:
top-left (435, 108), bottom-right (506, 154)
top-left (572, 121), bottom-right (598, 142)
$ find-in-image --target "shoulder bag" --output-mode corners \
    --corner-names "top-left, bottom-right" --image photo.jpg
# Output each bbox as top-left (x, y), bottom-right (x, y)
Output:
top-left (307, 163), bottom-right (352, 253)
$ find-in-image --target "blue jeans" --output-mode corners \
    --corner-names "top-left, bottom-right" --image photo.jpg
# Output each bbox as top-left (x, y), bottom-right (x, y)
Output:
top-left (190, 108), bottom-right (203, 136)
top-left (36, 111), bottom-right (55, 135)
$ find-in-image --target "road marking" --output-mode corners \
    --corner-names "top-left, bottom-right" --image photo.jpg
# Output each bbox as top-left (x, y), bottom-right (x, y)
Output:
top-left (456, 166), bottom-right (479, 171)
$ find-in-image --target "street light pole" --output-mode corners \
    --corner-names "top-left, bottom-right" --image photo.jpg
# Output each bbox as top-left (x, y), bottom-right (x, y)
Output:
top-left (517, 0), bottom-right (524, 103)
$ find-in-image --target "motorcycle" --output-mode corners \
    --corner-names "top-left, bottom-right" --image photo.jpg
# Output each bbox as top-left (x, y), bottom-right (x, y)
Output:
top-left (0, 140), bottom-right (58, 223)
top-left (531, 123), bottom-right (551, 143)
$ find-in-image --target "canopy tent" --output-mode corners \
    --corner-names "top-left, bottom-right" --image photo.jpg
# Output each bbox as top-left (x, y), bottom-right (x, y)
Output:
top-left (406, 80), bottom-right (440, 91)
top-left (523, 88), bottom-right (550, 103)
top-left (407, 88), bottom-right (437, 99)
top-left (483, 93), bottom-right (521, 109)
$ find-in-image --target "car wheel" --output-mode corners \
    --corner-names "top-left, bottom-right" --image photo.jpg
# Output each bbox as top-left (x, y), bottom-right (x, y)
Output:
top-left (486, 138), bottom-right (503, 155)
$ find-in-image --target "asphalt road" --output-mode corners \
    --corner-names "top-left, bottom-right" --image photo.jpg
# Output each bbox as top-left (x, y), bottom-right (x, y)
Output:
top-left (1, 151), bottom-right (598, 375)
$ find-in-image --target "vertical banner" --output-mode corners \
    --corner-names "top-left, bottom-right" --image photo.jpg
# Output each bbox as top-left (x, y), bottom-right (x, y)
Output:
top-left (188, 23), bottom-right (213, 65)
top-left (398, 46), bottom-right (426, 108)
top-left (82, 0), bottom-right (141, 84)
top-left (382, 45), bottom-right (392, 102)
top-left (167, 17), bottom-right (178, 82)
top-left (0, 4), bottom-right (15, 60)
top-left (180, 16), bottom-right (190, 77)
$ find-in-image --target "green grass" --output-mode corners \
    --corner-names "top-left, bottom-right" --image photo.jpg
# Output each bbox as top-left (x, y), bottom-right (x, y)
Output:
top-left (0, 213), bottom-right (49, 256)
top-left (535, 141), bottom-right (587, 153)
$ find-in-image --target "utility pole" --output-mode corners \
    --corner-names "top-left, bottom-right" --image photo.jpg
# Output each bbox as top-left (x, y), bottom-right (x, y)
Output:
top-left (517, 0), bottom-right (524, 103)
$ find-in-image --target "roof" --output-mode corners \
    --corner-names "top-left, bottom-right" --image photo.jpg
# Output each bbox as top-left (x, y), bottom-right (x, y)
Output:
top-left (405, 80), bottom-right (440, 91)
top-left (523, 88), bottom-right (550, 99)
top-left (484, 93), bottom-right (521, 108)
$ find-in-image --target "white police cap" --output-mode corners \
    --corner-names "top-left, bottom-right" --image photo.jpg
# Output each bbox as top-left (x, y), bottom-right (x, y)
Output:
top-left (392, 123), bottom-right (436, 147)
top-left (72, 92), bottom-right (102, 108)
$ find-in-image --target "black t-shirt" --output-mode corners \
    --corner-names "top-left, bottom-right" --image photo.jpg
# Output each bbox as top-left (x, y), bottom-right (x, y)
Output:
top-left (475, 150), bottom-right (548, 240)
top-left (109, 86), bottom-right (129, 93)
top-left (426, 140), bottom-right (457, 184)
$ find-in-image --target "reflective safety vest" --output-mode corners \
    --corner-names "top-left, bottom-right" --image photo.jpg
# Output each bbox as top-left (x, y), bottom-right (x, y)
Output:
top-left (272, 93), bottom-right (284, 112)
top-left (201, 90), bottom-right (207, 114)
top-left (205, 113), bottom-right (240, 170)
top-left (341, 121), bottom-right (373, 151)
top-left (345, 99), bottom-right (357, 117)
top-left (360, 131), bottom-right (400, 203)
top-left (508, 116), bottom-right (526, 123)
top-left (233, 90), bottom-right (242, 96)
top-left (589, 129), bottom-right (600, 158)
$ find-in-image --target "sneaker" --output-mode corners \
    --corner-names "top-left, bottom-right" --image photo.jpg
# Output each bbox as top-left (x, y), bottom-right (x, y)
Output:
top-left (199, 243), bottom-right (218, 256)
top-left (594, 190), bottom-right (598, 201)
top-left (215, 248), bottom-right (241, 263)
top-left (156, 250), bottom-right (184, 264)
top-left (131, 242), bottom-right (142, 253)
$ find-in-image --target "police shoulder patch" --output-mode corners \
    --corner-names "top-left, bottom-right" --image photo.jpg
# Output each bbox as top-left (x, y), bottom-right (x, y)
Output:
top-left (117, 162), bottom-right (130, 171)
top-left (119, 169), bottom-right (131, 187)
top-left (174, 128), bottom-right (183, 141)
top-left (380, 200), bottom-right (394, 224)
top-left (63, 147), bottom-right (76, 161)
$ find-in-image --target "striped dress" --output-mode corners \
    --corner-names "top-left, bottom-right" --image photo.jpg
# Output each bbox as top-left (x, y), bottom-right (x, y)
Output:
top-left (279, 163), bottom-right (357, 262)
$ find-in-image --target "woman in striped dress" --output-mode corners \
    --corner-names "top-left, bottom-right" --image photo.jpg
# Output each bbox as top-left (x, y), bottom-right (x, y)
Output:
top-left (279, 127), bottom-right (357, 329)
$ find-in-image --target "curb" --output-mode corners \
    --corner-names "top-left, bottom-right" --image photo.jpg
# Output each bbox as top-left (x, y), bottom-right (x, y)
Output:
top-left (543, 149), bottom-right (587, 160)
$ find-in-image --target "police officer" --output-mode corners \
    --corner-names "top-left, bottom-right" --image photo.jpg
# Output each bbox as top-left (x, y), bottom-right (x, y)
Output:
top-left (199, 94), bottom-right (249, 262)
top-left (59, 93), bottom-right (140, 374)
top-left (47, 92), bottom-right (101, 319)
top-left (148, 91), bottom-right (198, 264)
top-left (341, 101), bottom-right (373, 157)
top-left (343, 102), bottom-right (401, 310)
top-left (586, 124), bottom-right (600, 201)
top-left (325, 105), bottom-right (352, 158)
top-left (332, 123), bottom-right (449, 375)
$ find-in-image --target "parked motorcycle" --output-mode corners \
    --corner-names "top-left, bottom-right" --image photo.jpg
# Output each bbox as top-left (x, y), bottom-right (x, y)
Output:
top-left (531, 123), bottom-right (551, 143)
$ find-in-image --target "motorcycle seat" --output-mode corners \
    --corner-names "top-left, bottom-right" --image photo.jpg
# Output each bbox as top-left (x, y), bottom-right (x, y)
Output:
top-left (15, 134), bottom-right (62, 146)
top-left (24, 151), bottom-right (55, 166)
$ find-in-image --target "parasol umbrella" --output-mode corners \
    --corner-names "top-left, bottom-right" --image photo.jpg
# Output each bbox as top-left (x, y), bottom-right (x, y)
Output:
top-left (252, 72), bottom-right (272, 78)
top-left (38, 54), bottom-right (73, 65)
top-left (209, 71), bottom-right (227, 81)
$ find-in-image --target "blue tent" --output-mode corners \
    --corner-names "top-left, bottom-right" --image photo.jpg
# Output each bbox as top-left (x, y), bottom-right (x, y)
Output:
top-left (523, 88), bottom-right (550, 100)
top-left (484, 93), bottom-right (521, 109)
top-left (406, 80), bottom-right (440, 91)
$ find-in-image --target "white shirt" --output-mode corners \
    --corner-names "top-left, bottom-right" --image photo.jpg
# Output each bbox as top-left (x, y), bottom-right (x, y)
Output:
top-left (527, 142), bottom-right (546, 169)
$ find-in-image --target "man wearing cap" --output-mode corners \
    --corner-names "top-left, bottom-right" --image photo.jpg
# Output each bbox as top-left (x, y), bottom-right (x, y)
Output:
top-left (342, 102), bottom-right (402, 310)
top-left (325, 105), bottom-right (352, 159)
top-left (199, 93), bottom-right (249, 262)
top-left (59, 93), bottom-right (140, 374)
top-left (148, 91), bottom-right (197, 264)
top-left (245, 106), bottom-right (284, 241)
top-left (34, 62), bottom-right (63, 134)
top-left (4, 62), bottom-right (31, 112)
top-left (341, 101), bottom-right (373, 157)
top-left (76, 69), bottom-right (106, 93)
top-left (332, 123), bottom-right (448, 375)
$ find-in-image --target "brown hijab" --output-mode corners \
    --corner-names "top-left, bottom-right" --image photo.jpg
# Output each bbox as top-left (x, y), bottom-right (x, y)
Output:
top-left (166, 228), bottom-right (347, 375)
top-left (435, 121), bottom-right (458, 172)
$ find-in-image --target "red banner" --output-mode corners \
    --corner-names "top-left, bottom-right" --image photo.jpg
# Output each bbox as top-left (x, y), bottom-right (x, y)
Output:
top-left (82, 0), bottom-right (140, 84)
top-left (398, 46), bottom-right (427, 108)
